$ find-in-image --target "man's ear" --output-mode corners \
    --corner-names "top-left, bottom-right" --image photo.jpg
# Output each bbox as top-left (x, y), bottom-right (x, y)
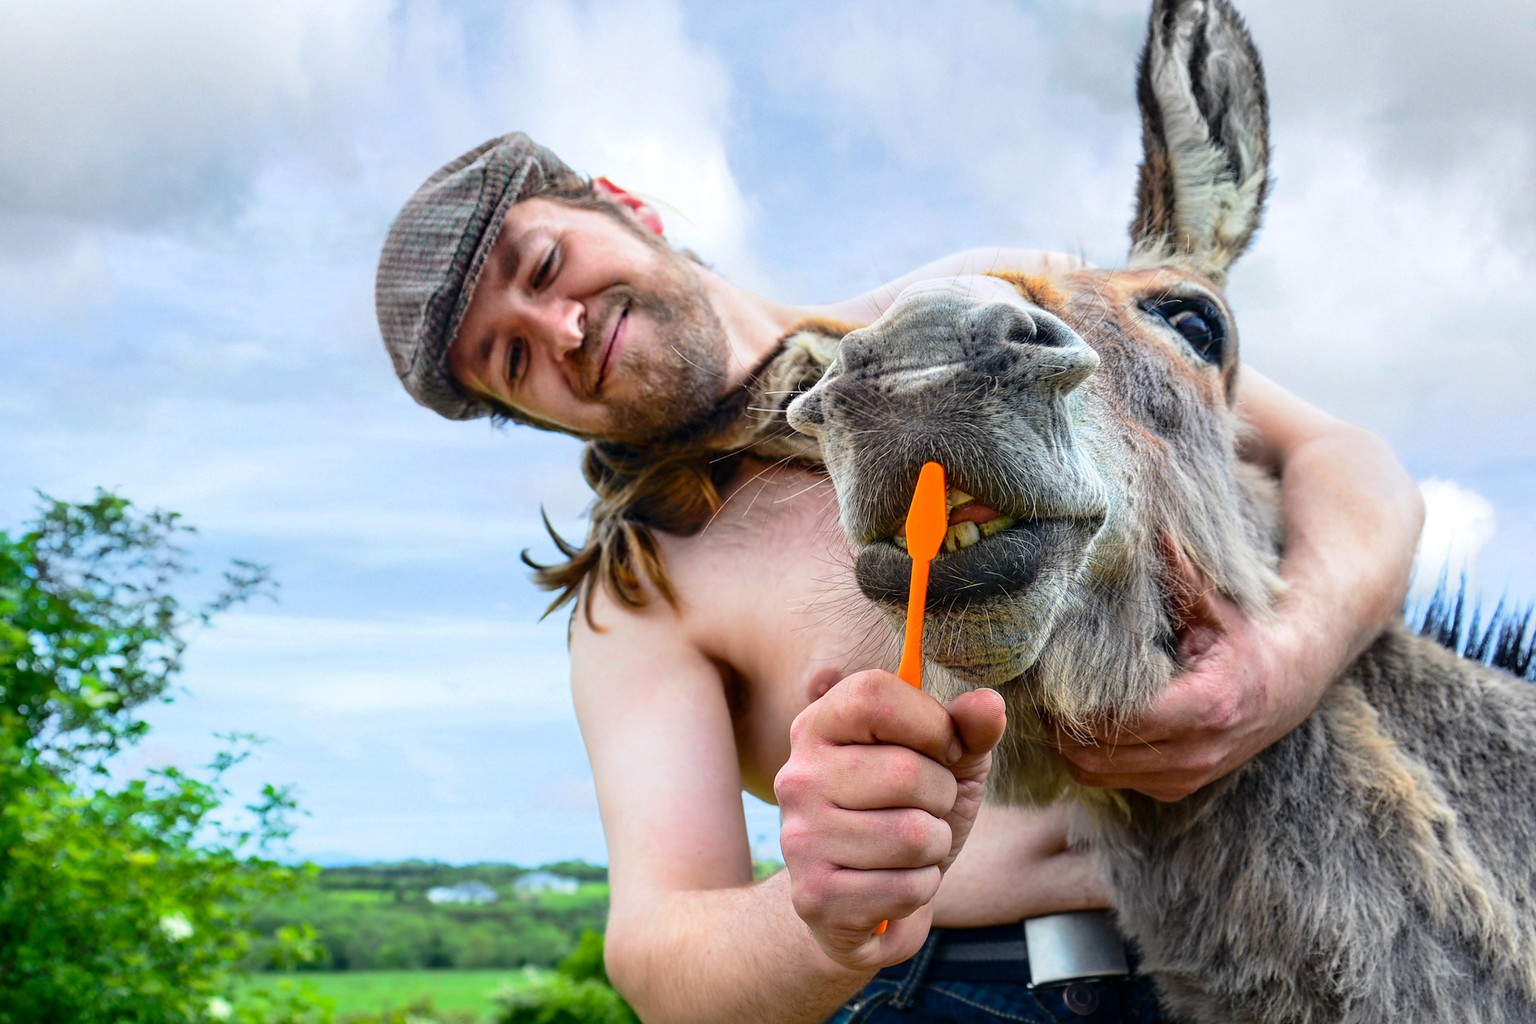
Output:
top-left (593, 177), bottom-right (665, 236)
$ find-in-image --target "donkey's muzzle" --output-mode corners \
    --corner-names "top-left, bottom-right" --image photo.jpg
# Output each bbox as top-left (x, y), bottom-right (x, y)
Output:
top-left (788, 276), bottom-right (1103, 547)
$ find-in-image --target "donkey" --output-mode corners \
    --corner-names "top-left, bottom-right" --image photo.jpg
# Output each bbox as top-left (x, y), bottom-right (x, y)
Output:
top-left (785, 0), bottom-right (1536, 1021)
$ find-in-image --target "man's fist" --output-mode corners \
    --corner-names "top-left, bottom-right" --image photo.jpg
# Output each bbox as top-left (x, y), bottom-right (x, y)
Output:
top-left (775, 671), bottom-right (1005, 970)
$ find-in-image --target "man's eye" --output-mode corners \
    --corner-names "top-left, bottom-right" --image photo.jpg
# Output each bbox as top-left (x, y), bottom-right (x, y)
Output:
top-left (1141, 297), bottom-right (1227, 365)
top-left (531, 246), bottom-right (558, 289)
top-left (506, 339), bottom-right (526, 385)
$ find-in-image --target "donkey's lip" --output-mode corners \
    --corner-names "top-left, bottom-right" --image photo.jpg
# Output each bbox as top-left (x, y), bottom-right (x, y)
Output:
top-left (855, 517), bottom-right (1098, 607)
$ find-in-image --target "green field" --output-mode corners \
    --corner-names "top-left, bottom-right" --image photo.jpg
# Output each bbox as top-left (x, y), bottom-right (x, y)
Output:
top-left (324, 889), bottom-right (395, 904)
top-left (243, 968), bottom-right (540, 1016)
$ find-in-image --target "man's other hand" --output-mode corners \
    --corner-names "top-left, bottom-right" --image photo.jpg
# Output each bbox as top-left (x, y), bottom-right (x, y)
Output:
top-left (1051, 545), bottom-right (1312, 802)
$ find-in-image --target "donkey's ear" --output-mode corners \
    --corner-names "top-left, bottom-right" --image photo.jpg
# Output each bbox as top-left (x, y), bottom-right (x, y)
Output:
top-left (1129, 0), bottom-right (1270, 282)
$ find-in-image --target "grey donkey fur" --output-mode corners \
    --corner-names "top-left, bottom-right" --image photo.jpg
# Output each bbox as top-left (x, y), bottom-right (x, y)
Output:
top-left (786, 1), bottom-right (1536, 1021)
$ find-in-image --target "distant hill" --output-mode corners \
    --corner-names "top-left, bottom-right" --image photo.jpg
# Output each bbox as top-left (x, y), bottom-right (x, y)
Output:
top-left (245, 859), bottom-right (611, 972)
top-left (317, 859), bottom-right (608, 892)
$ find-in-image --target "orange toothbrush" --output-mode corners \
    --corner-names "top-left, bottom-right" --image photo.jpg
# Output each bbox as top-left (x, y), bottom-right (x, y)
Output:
top-left (897, 461), bottom-right (948, 689)
top-left (876, 461), bottom-right (947, 937)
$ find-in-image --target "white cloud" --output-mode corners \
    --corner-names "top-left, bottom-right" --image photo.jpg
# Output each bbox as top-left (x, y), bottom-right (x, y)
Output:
top-left (536, 775), bottom-right (600, 815)
top-left (1413, 478), bottom-right (1499, 596)
top-left (1242, 0), bottom-right (1536, 211)
top-left (0, 0), bottom-right (392, 233)
top-left (1226, 137), bottom-right (1536, 458)
top-left (0, 229), bottom-right (117, 312)
top-left (773, 0), bottom-right (1140, 255)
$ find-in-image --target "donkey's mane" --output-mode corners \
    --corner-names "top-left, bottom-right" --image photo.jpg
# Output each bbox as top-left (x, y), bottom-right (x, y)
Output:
top-left (1412, 581), bottom-right (1536, 682)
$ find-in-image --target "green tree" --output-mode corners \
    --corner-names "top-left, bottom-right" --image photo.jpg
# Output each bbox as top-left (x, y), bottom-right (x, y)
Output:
top-left (0, 492), bottom-right (325, 1024)
top-left (534, 860), bottom-right (607, 883)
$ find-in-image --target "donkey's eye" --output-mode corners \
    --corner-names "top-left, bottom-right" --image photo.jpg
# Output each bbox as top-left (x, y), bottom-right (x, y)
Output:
top-left (1142, 298), bottom-right (1226, 365)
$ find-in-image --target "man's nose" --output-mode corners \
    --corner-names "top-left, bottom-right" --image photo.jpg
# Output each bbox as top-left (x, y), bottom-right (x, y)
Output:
top-left (524, 295), bottom-right (586, 356)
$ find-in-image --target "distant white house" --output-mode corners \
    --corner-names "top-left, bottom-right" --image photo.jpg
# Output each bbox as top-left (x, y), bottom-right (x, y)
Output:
top-left (425, 881), bottom-right (498, 905)
top-left (513, 871), bottom-right (579, 895)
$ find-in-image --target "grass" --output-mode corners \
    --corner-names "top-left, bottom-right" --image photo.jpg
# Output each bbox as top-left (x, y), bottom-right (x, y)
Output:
top-left (324, 889), bottom-right (395, 904)
top-left (242, 968), bottom-right (542, 1016)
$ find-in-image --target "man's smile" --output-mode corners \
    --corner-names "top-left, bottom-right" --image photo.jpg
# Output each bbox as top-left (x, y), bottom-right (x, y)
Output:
top-left (594, 303), bottom-right (629, 395)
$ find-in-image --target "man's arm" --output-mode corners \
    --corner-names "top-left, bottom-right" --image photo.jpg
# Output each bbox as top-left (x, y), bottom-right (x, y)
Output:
top-left (826, 247), bottom-right (1088, 324)
top-left (571, 588), bottom-right (872, 1024)
top-left (1053, 367), bottom-right (1425, 800)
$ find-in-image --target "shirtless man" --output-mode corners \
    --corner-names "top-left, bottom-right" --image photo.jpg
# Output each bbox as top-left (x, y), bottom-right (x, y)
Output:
top-left (376, 134), bottom-right (1424, 1023)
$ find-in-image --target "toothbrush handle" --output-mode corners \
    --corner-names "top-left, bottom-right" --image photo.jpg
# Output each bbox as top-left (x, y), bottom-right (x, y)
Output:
top-left (878, 559), bottom-right (932, 937)
top-left (897, 559), bottom-right (930, 688)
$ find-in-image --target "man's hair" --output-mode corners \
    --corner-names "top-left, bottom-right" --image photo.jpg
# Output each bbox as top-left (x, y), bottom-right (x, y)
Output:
top-left (524, 439), bottom-right (743, 619)
top-left (522, 325), bottom-right (848, 626)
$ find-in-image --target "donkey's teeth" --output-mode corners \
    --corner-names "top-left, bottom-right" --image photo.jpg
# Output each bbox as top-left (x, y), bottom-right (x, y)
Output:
top-left (943, 521), bottom-right (982, 552)
top-left (947, 487), bottom-right (975, 510)
top-left (979, 515), bottom-right (1017, 538)
top-left (893, 514), bottom-right (1015, 552)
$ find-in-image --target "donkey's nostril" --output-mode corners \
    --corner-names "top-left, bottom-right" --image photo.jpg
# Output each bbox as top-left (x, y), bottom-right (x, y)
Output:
top-left (972, 303), bottom-right (1043, 349)
top-left (786, 388), bottom-right (825, 435)
top-left (1029, 317), bottom-right (1082, 349)
top-left (1004, 319), bottom-right (1036, 347)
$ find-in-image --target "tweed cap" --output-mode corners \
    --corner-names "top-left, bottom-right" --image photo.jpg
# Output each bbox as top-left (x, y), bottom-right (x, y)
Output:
top-left (376, 132), bottom-right (581, 420)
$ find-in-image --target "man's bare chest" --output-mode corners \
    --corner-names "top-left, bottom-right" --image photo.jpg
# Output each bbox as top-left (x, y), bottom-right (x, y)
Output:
top-left (662, 468), bottom-right (900, 799)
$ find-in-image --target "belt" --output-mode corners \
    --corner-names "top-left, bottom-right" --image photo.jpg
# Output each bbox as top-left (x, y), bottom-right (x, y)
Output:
top-left (887, 910), bottom-right (1134, 988)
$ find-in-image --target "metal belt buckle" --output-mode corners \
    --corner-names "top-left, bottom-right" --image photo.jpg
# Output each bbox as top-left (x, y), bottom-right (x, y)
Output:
top-left (1023, 910), bottom-right (1131, 987)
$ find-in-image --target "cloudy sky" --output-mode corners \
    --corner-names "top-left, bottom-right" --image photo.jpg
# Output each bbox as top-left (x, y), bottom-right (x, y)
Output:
top-left (3, 0), bottom-right (1531, 867)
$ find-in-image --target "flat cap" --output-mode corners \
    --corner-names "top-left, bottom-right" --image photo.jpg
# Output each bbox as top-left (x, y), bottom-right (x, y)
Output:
top-left (375, 133), bottom-right (581, 420)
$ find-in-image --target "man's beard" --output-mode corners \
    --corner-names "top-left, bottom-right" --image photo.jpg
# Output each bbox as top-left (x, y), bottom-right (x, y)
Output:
top-left (600, 257), bottom-right (731, 446)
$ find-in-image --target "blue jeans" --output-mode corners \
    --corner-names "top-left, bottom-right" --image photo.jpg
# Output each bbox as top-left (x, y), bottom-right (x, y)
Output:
top-left (826, 927), bottom-right (1172, 1024)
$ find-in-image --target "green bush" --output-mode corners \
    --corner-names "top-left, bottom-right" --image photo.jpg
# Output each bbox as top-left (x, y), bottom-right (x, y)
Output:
top-left (0, 492), bottom-right (324, 1024)
top-left (483, 929), bottom-right (637, 1024)
top-left (555, 930), bottom-right (608, 985)
top-left (489, 973), bottom-right (638, 1024)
